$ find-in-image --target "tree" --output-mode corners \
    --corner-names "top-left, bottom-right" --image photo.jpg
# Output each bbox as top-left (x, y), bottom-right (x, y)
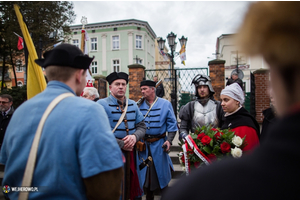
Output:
top-left (0, 1), bottom-right (76, 102)
top-left (0, 1), bottom-right (76, 55)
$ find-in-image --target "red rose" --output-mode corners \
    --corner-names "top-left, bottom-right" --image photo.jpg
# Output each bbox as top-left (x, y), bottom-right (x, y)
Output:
top-left (207, 153), bottom-right (217, 161)
top-left (214, 132), bottom-right (223, 140)
top-left (211, 128), bottom-right (218, 132)
top-left (187, 146), bottom-right (194, 155)
top-left (197, 133), bottom-right (206, 140)
top-left (181, 154), bottom-right (185, 164)
top-left (201, 135), bottom-right (212, 145)
top-left (194, 161), bottom-right (200, 168)
top-left (220, 142), bottom-right (231, 153)
top-left (194, 129), bottom-right (200, 134)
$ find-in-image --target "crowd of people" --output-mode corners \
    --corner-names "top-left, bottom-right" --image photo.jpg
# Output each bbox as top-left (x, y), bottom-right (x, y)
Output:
top-left (0, 1), bottom-right (299, 200)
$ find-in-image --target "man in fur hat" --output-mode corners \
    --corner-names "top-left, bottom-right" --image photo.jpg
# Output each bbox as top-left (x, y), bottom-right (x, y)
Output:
top-left (97, 72), bottom-right (146, 200)
top-left (0, 44), bottom-right (123, 200)
top-left (138, 80), bottom-right (177, 200)
top-left (162, 2), bottom-right (300, 200)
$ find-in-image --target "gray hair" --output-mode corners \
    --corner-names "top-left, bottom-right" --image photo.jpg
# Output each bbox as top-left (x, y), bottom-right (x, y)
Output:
top-left (83, 87), bottom-right (100, 98)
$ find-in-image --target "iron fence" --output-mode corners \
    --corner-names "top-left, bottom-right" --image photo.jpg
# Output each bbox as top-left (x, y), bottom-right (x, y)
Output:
top-left (145, 68), bottom-right (208, 118)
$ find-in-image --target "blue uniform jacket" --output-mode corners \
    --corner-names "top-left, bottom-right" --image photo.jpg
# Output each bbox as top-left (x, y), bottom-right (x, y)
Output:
top-left (0, 81), bottom-right (123, 200)
top-left (97, 95), bottom-right (144, 138)
top-left (139, 97), bottom-right (178, 189)
top-left (97, 95), bottom-right (145, 196)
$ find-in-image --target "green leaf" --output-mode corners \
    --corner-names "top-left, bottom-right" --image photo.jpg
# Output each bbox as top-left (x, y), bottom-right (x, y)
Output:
top-left (203, 146), bottom-right (212, 154)
top-left (210, 139), bottom-right (214, 147)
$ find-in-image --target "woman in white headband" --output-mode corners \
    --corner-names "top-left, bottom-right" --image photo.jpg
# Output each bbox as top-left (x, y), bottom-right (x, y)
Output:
top-left (220, 83), bottom-right (260, 151)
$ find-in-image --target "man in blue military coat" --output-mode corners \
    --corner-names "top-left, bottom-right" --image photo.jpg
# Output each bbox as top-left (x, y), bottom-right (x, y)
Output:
top-left (0, 44), bottom-right (124, 200)
top-left (97, 72), bottom-right (146, 200)
top-left (138, 80), bottom-right (178, 200)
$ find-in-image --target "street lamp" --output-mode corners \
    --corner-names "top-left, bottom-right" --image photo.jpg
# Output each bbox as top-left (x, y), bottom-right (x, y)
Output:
top-left (157, 32), bottom-right (187, 117)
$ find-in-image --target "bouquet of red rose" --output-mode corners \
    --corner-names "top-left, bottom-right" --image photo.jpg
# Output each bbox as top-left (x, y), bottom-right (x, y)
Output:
top-left (178, 125), bottom-right (247, 175)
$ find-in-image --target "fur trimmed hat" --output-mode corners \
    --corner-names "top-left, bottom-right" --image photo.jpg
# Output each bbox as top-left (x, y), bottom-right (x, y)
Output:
top-left (106, 72), bottom-right (128, 85)
top-left (140, 80), bottom-right (156, 87)
top-left (35, 43), bottom-right (94, 69)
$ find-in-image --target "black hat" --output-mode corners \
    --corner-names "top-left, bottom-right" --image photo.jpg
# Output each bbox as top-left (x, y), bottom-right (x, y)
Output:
top-left (35, 43), bottom-right (94, 69)
top-left (106, 72), bottom-right (128, 85)
top-left (140, 80), bottom-right (156, 87)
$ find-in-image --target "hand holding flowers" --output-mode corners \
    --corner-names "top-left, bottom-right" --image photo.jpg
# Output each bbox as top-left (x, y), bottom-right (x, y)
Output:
top-left (178, 125), bottom-right (247, 173)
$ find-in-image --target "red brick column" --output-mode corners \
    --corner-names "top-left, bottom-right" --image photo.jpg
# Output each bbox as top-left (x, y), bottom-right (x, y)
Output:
top-left (208, 59), bottom-right (225, 101)
top-left (253, 68), bottom-right (270, 123)
top-left (93, 75), bottom-right (107, 99)
top-left (128, 64), bottom-right (145, 101)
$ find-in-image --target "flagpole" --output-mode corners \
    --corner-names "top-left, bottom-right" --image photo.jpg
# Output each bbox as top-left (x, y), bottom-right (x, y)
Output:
top-left (13, 32), bottom-right (22, 38)
top-left (80, 16), bottom-right (93, 83)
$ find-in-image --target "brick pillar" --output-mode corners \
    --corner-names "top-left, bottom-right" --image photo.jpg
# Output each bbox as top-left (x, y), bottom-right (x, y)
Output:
top-left (93, 75), bottom-right (107, 99)
top-left (128, 64), bottom-right (145, 101)
top-left (253, 68), bottom-right (270, 123)
top-left (208, 59), bottom-right (225, 101)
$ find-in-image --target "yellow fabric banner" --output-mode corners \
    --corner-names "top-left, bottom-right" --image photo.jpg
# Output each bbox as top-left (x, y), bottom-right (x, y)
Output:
top-left (14, 4), bottom-right (47, 99)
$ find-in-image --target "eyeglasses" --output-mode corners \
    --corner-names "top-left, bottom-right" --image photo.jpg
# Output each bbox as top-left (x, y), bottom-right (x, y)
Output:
top-left (0, 101), bottom-right (9, 104)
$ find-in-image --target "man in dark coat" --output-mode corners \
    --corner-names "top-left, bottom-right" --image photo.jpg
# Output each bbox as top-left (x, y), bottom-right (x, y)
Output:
top-left (153, 76), bottom-right (164, 98)
top-left (226, 71), bottom-right (243, 90)
top-left (261, 89), bottom-right (277, 141)
top-left (0, 94), bottom-right (14, 150)
top-left (162, 2), bottom-right (300, 200)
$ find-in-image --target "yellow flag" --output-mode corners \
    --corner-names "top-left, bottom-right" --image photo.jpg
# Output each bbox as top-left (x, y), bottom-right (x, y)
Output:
top-left (14, 4), bottom-right (47, 99)
top-left (179, 44), bottom-right (186, 66)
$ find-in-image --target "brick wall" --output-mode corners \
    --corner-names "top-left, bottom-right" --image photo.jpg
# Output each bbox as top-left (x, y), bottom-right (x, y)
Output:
top-left (128, 64), bottom-right (145, 101)
top-left (253, 68), bottom-right (270, 123)
top-left (208, 59), bottom-right (225, 101)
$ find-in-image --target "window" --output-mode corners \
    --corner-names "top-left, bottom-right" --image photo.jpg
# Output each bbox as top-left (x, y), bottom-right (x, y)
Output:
top-left (91, 38), bottom-right (97, 51)
top-left (91, 61), bottom-right (98, 74)
top-left (113, 60), bottom-right (120, 72)
top-left (137, 58), bottom-right (143, 65)
top-left (73, 39), bottom-right (79, 48)
top-left (112, 36), bottom-right (119, 50)
top-left (17, 81), bottom-right (23, 87)
top-left (136, 35), bottom-right (142, 49)
top-left (16, 65), bottom-right (23, 72)
top-left (16, 60), bottom-right (23, 72)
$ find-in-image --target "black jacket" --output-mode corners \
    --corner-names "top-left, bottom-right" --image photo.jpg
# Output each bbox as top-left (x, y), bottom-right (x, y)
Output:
top-left (260, 107), bottom-right (276, 141)
top-left (221, 107), bottom-right (260, 139)
top-left (162, 110), bottom-right (300, 200)
top-left (156, 83), bottom-right (165, 98)
top-left (226, 78), bottom-right (243, 89)
top-left (0, 107), bottom-right (14, 148)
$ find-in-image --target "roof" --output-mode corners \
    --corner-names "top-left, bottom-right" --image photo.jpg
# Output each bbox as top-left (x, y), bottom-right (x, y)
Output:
top-left (70, 19), bottom-right (157, 39)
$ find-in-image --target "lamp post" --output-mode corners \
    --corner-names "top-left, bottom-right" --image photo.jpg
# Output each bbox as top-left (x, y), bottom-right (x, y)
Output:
top-left (157, 32), bottom-right (187, 117)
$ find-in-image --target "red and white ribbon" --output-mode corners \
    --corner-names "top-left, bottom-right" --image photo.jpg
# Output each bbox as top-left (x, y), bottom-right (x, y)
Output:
top-left (185, 135), bottom-right (211, 166)
top-left (182, 143), bottom-right (190, 175)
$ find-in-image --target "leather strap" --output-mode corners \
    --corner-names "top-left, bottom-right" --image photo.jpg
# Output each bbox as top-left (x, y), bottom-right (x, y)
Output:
top-left (19, 93), bottom-right (74, 200)
top-left (112, 98), bottom-right (128, 133)
top-left (145, 133), bottom-right (167, 143)
top-left (144, 97), bottom-right (158, 119)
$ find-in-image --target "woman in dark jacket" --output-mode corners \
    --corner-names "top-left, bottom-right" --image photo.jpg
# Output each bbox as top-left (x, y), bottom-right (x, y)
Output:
top-left (220, 83), bottom-right (260, 151)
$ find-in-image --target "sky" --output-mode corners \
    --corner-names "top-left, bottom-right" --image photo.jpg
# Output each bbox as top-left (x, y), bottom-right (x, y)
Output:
top-left (71, 1), bottom-right (253, 69)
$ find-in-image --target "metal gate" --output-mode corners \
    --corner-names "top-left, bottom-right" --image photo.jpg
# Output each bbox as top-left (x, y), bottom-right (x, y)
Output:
top-left (145, 68), bottom-right (208, 118)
